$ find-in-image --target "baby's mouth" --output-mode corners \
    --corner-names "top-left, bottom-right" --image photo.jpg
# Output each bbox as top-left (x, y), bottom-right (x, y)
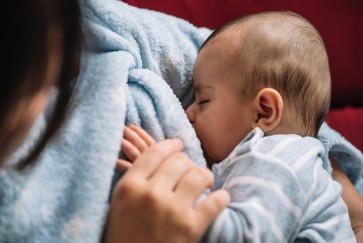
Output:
top-left (200, 145), bottom-right (213, 169)
top-left (194, 130), bottom-right (213, 168)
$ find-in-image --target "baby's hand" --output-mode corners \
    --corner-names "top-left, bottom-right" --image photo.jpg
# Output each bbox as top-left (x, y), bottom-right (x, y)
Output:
top-left (118, 124), bottom-right (156, 171)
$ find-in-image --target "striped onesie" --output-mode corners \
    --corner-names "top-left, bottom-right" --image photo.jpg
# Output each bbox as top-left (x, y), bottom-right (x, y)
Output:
top-left (202, 127), bottom-right (355, 242)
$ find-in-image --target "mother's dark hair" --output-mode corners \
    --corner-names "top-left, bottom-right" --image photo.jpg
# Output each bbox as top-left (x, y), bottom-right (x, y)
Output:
top-left (1, 0), bottom-right (82, 168)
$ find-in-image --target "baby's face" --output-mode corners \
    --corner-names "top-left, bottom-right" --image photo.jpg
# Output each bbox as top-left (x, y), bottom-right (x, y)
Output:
top-left (186, 41), bottom-right (255, 167)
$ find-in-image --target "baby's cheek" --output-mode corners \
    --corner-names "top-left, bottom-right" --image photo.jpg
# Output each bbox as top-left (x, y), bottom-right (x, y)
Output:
top-left (203, 140), bottom-right (221, 164)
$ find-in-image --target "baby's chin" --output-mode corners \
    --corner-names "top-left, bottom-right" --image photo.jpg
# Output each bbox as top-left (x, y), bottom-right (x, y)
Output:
top-left (202, 145), bottom-right (233, 168)
top-left (200, 141), bottom-right (228, 167)
top-left (201, 147), bottom-right (212, 169)
top-left (202, 148), bottom-right (219, 169)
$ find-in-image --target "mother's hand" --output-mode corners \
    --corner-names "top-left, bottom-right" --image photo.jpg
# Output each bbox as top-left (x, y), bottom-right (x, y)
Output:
top-left (104, 139), bottom-right (230, 243)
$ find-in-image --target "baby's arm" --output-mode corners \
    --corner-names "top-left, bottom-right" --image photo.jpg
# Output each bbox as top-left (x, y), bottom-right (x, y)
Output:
top-left (204, 145), bottom-right (354, 242)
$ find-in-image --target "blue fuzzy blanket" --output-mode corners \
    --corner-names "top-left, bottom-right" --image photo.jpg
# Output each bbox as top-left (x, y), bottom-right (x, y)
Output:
top-left (0, 0), bottom-right (362, 242)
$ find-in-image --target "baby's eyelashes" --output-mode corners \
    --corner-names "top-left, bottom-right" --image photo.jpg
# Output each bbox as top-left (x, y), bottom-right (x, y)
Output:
top-left (198, 100), bottom-right (209, 105)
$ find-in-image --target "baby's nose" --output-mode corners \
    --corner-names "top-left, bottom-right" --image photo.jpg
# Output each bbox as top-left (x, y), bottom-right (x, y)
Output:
top-left (185, 104), bottom-right (195, 123)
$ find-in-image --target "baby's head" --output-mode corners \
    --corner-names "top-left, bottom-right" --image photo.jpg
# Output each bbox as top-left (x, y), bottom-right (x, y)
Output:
top-left (187, 11), bottom-right (331, 166)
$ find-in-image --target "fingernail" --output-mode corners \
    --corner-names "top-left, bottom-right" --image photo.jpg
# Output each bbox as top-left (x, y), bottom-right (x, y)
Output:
top-left (129, 123), bottom-right (139, 129)
top-left (173, 138), bottom-right (184, 148)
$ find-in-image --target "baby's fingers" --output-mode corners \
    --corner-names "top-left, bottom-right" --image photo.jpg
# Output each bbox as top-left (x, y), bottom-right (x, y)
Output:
top-left (128, 124), bottom-right (156, 146)
top-left (121, 138), bottom-right (141, 161)
top-left (116, 159), bottom-right (133, 172)
top-left (123, 126), bottom-right (150, 153)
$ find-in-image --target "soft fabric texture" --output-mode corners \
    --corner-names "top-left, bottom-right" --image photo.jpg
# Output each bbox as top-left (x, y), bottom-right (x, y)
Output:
top-left (326, 106), bottom-right (363, 154)
top-left (206, 128), bottom-right (355, 242)
top-left (82, 0), bottom-right (210, 168)
top-left (0, 0), bottom-right (362, 242)
top-left (1, 52), bottom-right (127, 242)
top-left (318, 123), bottom-right (363, 186)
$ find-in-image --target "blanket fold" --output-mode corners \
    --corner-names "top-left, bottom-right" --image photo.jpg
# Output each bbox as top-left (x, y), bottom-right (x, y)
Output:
top-left (82, 0), bottom-right (209, 166)
top-left (318, 122), bottom-right (363, 185)
top-left (0, 0), bottom-right (362, 242)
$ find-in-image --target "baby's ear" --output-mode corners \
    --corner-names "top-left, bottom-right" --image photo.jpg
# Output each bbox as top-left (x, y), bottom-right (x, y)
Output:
top-left (253, 88), bottom-right (283, 133)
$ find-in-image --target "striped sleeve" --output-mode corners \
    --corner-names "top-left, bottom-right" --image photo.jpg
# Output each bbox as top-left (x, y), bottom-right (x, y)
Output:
top-left (201, 134), bottom-right (355, 243)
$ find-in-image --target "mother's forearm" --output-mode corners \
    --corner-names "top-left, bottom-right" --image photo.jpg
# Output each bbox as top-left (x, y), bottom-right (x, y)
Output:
top-left (331, 155), bottom-right (363, 242)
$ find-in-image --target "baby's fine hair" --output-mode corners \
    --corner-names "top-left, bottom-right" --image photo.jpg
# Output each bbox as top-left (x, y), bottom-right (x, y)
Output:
top-left (201, 11), bottom-right (331, 136)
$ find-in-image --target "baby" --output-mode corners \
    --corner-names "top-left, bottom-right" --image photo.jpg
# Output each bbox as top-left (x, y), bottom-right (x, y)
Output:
top-left (121, 11), bottom-right (355, 242)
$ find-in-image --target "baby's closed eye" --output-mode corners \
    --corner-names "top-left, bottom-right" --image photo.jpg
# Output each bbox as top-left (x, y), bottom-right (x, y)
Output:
top-left (198, 100), bottom-right (209, 105)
